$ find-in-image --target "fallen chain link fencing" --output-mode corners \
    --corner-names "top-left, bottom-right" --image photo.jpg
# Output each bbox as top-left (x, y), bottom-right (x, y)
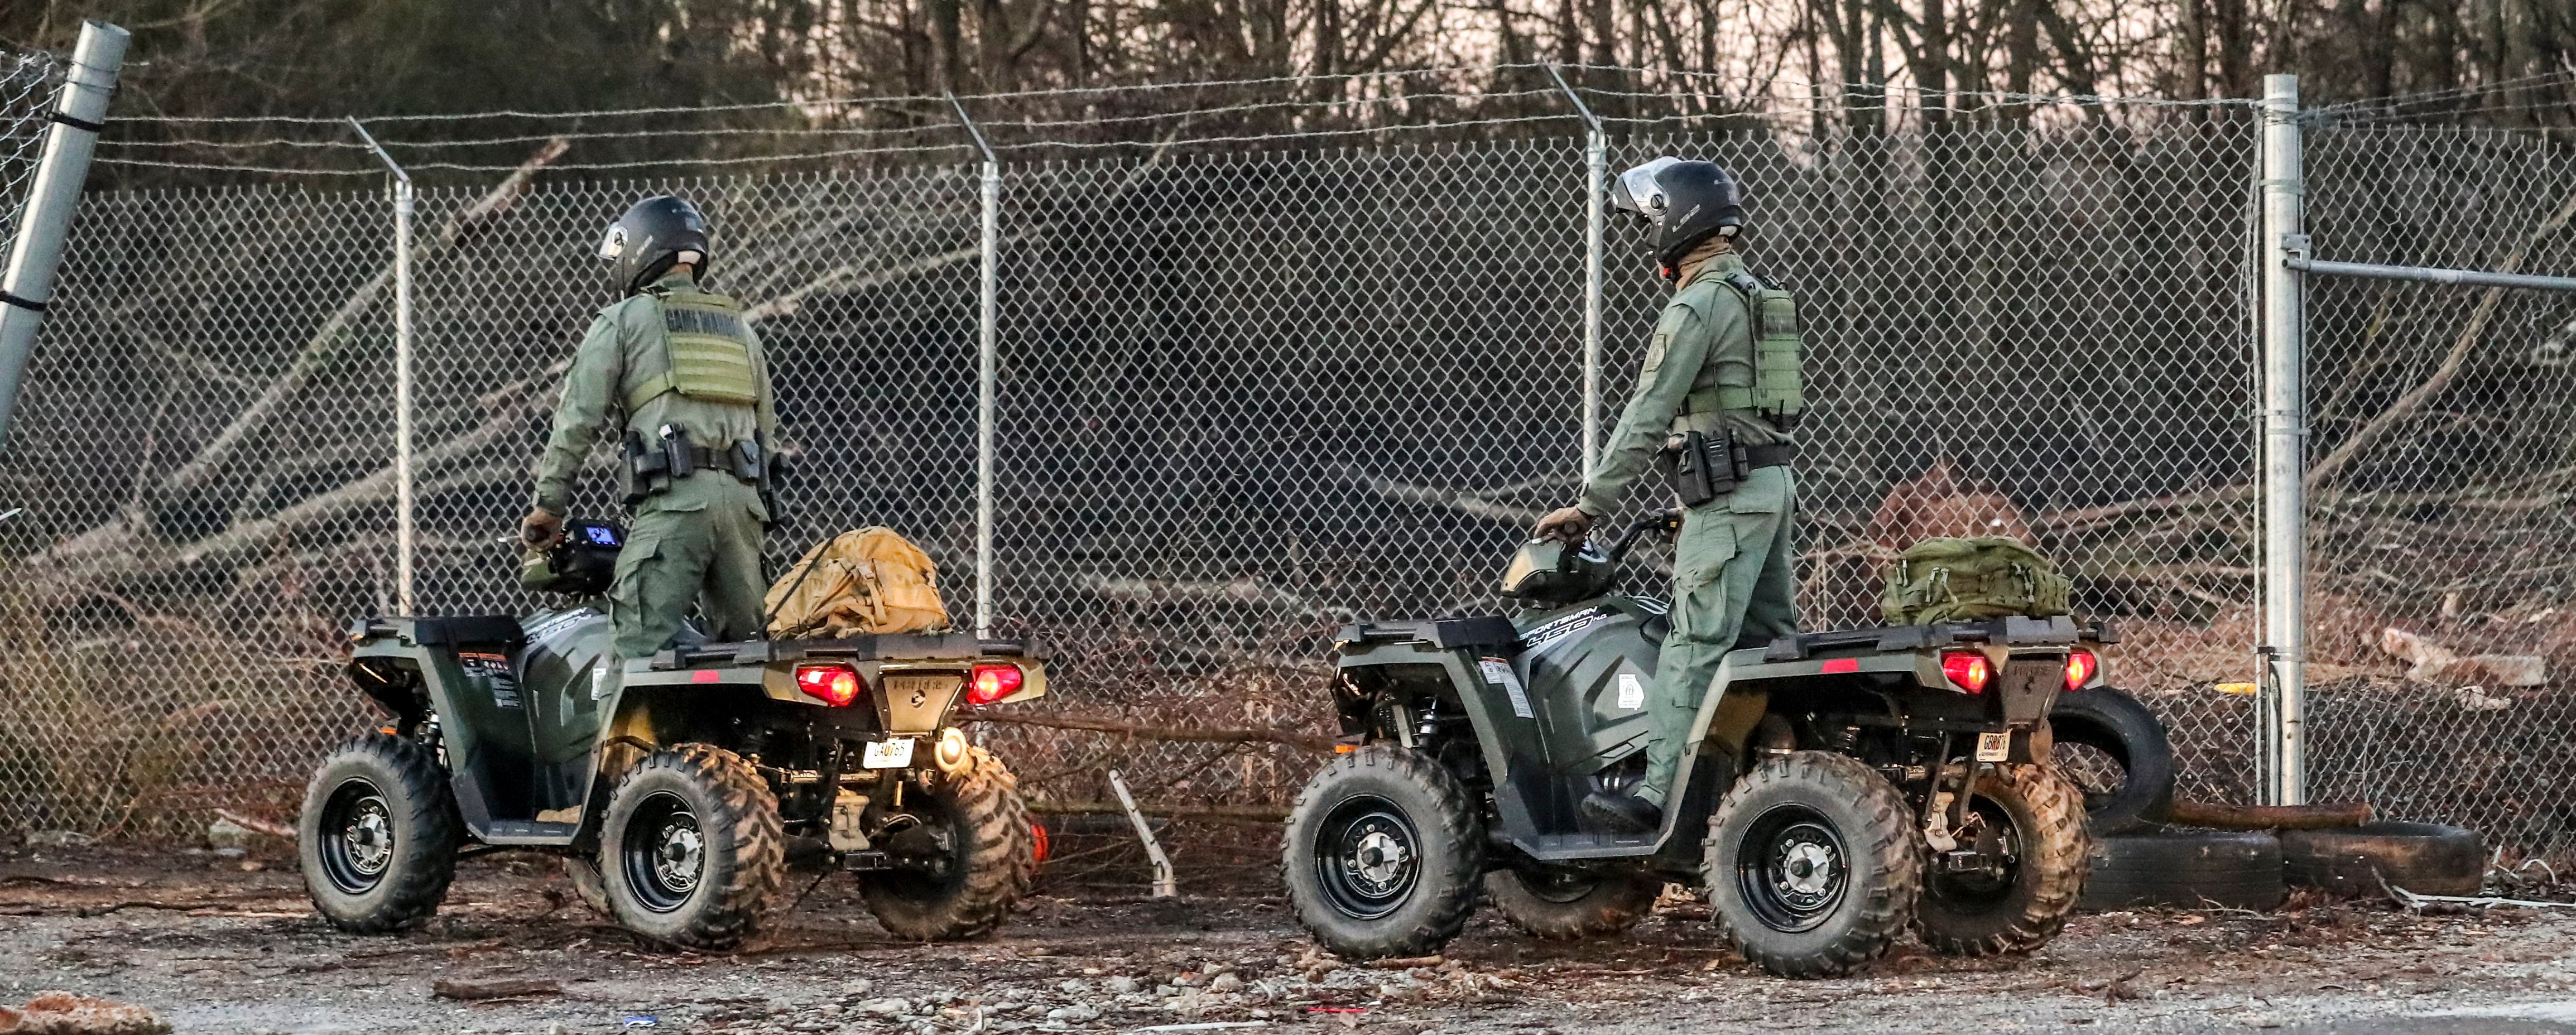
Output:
top-left (0, 73), bottom-right (2569, 889)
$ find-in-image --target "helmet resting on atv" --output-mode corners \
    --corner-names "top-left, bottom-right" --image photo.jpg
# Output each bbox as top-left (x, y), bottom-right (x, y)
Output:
top-left (598, 195), bottom-right (713, 296)
top-left (520, 519), bottom-right (624, 596)
top-left (1500, 537), bottom-right (1617, 608)
top-left (1612, 157), bottom-right (1744, 273)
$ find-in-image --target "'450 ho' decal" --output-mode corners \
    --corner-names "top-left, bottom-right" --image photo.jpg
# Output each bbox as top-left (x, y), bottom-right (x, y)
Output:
top-left (1516, 608), bottom-right (1607, 651)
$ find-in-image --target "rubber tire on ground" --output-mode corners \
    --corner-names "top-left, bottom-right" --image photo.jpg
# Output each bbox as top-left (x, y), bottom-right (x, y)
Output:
top-left (860, 746), bottom-right (1038, 940)
top-left (564, 856), bottom-right (611, 916)
top-left (1702, 751), bottom-right (1921, 979)
top-left (299, 733), bottom-right (463, 933)
top-left (2048, 686), bottom-right (2176, 835)
top-left (1282, 746), bottom-right (1484, 960)
top-left (2280, 821), bottom-right (2484, 898)
top-left (1914, 764), bottom-right (2091, 956)
top-left (2080, 830), bottom-right (2285, 911)
top-left (1483, 868), bottom-right (1663, 940)
top-left (600, 743), bottom-right (786, 950)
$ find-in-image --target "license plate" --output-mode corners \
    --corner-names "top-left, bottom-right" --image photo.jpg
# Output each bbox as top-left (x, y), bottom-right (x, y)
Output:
top-left (863, 738), bottom-right (916, 769)
top-left (1976, 731), bottom-right (2012, 763)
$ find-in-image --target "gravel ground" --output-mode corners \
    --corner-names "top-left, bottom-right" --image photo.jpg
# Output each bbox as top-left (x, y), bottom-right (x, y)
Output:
top-left (7, 843), bottom-right (2576, 1034)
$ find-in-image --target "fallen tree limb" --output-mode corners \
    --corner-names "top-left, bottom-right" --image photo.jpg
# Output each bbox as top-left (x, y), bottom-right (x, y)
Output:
top-left (212, 808), bottom-right (295, 840)
top-left (432, 978), bottom-right (563, 1002)
top-left (962, 710), bottom-right (1338, 753)
top-left (2165, 798), bottom-right (2372, 830)
top-left (1027, 799), bottom-right (1290, 824)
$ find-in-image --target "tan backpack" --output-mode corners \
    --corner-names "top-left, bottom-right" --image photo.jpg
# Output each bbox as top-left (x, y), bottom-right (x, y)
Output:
top-left (765, 527), bottom-right (951, 637)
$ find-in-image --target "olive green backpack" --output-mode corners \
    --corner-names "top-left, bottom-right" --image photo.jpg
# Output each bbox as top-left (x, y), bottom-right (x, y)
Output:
top-left (1881, 537), bottom-right (2072, 625)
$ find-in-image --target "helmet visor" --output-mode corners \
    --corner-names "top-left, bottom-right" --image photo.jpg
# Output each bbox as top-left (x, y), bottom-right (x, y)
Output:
top-left (1611, 157), bottom-right (1682, 218)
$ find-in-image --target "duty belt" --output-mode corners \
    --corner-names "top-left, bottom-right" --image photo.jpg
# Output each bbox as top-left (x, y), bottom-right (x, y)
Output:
top-left (1743, 442), bottom-right (1797, 470)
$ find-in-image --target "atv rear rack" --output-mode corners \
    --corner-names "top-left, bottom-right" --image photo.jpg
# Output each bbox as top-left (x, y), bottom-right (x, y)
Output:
top-left (652, 632), bottom-right (1045, 670)
top-left (1759, 614), bottom-right (2119, 662)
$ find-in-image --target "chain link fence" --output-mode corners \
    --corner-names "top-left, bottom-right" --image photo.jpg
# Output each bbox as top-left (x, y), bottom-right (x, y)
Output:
top-left (2301, 122), bottom-right (2576, 859)
top-left (0, 49), bottom-right (61, 268)
top-left (0, 74), bottom-right (2565, 877)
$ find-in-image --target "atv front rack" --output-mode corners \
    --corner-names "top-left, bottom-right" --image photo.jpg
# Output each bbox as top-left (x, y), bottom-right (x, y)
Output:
top-left (1760, 614), bottom-right (2119, 662)
top-left (652, 632), bottom-right (1045, 670)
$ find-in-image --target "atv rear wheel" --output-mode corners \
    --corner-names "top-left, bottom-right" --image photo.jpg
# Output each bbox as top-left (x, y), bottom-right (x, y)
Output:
top-left (1703, 751), bottom-right (1919, 978)
top-left (299, 733), bottom-right (462, 932)
top-left (1283, 747), bottom-right (1484, 960)
top-left (564, 856), bottom-right (611, 916)
top-left (601, 744), bottom-right (785, 950)
top-left (859, 746), bottom-right (1037, 941)
top-left (1484, 866), bottom-right (1662, 940)
top-left (1913, 764), bottom-right (2090, 957)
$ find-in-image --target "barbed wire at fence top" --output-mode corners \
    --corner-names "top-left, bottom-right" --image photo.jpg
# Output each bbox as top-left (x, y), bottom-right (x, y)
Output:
top-left (83, 63), bottom-right (2278, 177)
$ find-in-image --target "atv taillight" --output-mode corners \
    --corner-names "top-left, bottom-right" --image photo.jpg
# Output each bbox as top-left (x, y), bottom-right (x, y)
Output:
top-left (1940, 651), bottom-right (1992, 694)
top-left (795, 664), bottom-right (864, 706)
top-left (968, 663), bottom-right (1025, 706)
top-left (2064, 649), bottom-right (2098, 692)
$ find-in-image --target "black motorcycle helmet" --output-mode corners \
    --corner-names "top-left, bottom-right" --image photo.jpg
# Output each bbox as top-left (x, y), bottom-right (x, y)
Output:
top-left (597, 195), bottom-right (712, 296)
top-left (1611, 157), bottom-right (1745, 278)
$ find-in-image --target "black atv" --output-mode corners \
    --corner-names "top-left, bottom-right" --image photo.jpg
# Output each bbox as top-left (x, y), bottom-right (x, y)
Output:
top-left (297, 523), bottom-right (1046, 950)
top-left (1283, 512), bottom-right (2109, 978)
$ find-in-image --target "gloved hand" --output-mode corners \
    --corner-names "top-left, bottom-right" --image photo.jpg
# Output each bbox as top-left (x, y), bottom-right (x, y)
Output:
top-left (520, 508), bottom-right (565, 550)
top-left (1534, 506), bottom-right (1594, 544)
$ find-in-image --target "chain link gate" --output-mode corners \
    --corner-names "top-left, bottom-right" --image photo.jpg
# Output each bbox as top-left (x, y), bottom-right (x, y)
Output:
top-left (0, 73), bottom-right (2565, 879)
top-left (2299, 122), bottom-right (2576, 859)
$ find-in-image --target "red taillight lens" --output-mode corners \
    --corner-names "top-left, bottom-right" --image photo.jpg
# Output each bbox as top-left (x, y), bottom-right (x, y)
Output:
top-left (794, 664), bottom-right (863, 706)
top-left (1030, 822), bottom-right (1051, 864)
top-left (1941, 651), bottom-right (1993, 694)
top-left (968, 663), bottom-right (1025, 706)
top-left (2064, 649), bottom-right (2098, 692)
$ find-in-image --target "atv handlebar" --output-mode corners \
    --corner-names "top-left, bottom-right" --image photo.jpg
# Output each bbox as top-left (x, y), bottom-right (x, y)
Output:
top-left (1601, 508), bottom-right (1686, 567)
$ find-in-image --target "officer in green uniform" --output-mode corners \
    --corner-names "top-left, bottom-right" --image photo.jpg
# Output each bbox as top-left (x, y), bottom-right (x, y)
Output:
top-left (1535, 158), bottom-right (1804, 834)
top-left (521, 196), bottom-right (779, 658)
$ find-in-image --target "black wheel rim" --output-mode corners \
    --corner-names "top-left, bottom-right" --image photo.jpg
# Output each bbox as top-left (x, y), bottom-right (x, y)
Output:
top-left (1314, 795), bottom-right (1421, 921)
top-left (1735, 804), bottom-right (1850, 933)
top-left (1929, 797), bottom-right (2024, 907)
top-left (621, 790), bottom-right (705, 913)
top-left (318, 778), bottom-right (395, 896)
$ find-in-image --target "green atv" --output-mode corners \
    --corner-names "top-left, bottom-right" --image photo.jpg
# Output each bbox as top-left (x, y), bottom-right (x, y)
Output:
top-left (1284, 512), bottom-right (2107, 978)
top-left (296, 522), bottom-right (1046, 950)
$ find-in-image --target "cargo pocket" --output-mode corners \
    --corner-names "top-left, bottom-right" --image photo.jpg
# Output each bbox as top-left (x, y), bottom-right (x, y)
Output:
top-left (1667, 516), bottom-right (1741, 647)
top-left (609, 529), bottom-right (661, 611)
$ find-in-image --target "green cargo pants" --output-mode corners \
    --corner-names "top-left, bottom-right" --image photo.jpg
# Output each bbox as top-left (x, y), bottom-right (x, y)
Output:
top-left (611, 473), bottom-right (770, 658)
top-left (1638, 464), bottom-right (1799, 806)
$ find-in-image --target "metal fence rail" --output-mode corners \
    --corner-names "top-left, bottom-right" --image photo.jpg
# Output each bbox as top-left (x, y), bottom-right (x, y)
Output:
top-left (0, 74), bottom-right (2568, 873)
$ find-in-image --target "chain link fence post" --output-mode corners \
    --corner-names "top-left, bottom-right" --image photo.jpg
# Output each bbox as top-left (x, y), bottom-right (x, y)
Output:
top-left (1547, 64), bottom-right (1607, 479)
top-left (349, 119), bottom-right (417, 613)
top-left (948, 93), bottom-right (1002, 636)
top-left (0, 21), bottom-right (124, 448)
top-left (2257, 72), bottom-right (2308, 806)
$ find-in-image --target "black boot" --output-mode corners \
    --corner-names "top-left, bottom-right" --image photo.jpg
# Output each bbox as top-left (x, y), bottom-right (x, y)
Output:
top-left (1580, 790), bottom-right (1662, 834)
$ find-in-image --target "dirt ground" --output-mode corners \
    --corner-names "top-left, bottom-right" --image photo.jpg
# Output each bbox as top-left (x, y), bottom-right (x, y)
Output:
top-left (9, 842), bottom-right (2576, 1035)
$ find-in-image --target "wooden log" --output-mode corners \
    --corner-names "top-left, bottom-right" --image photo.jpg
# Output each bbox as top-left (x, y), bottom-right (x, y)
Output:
top-left (2165, 798), bottom-right (2372, 830)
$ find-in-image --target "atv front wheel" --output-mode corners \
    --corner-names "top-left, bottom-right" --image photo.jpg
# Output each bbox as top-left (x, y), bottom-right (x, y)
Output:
top-left (859, 746), bottom-right (1037, 941)
top-left (600, 744), bottom-right (785, 950)
top-left (1913, 764), bottom-right (2090, 956)
top-left (1282, 747), bottom-right (1484, 960)
top-left (1484, 867), bottom-right (1662, 940)
top-left (299, 733), bottom-right (463, 932)
top-left (1703, 751), bottom-right (1919, 978)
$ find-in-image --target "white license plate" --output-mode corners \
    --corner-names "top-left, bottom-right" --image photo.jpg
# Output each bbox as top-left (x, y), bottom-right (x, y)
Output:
top-left (863, 738), bottom-right (916, 769)
top-left (1976, 732), bottom-right (2012, 762)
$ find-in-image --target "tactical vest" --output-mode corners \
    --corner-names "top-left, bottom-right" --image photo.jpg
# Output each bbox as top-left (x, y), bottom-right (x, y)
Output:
top-left (624, 286), bottom-right (762, 412)
top-left (1672, 269), bottom-right (1805, 433)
